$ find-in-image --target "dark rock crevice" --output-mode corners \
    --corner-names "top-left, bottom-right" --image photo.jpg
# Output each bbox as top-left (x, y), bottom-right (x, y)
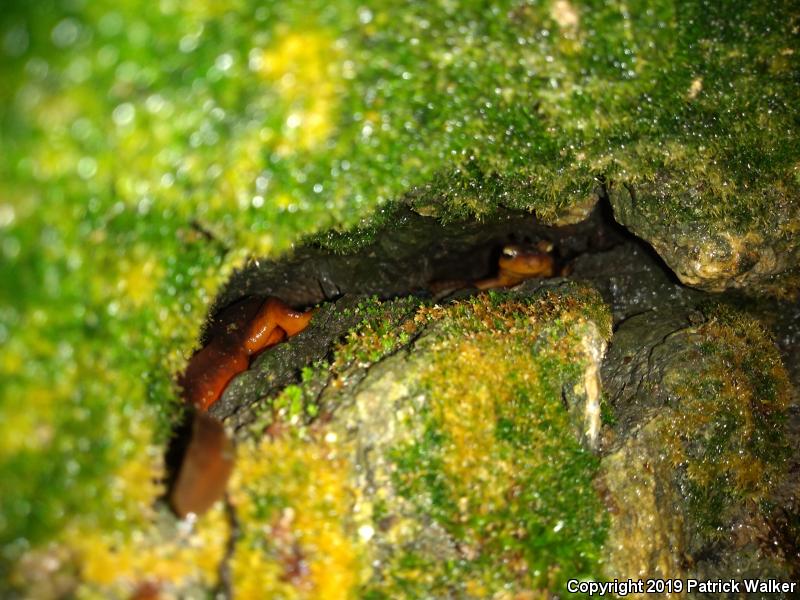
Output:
top-left (211, 201), bottom-right (623, 315)
top-left (195, 194), bottom-right (800, 429)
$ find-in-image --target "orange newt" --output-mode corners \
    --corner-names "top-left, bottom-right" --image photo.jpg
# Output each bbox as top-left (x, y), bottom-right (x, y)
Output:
top-left (169, 297), bottom-right (313, 520)
top-left (473, 241), bottom-right (556, 289)
top-left (430, 241), bottom-right (559, 297)
top-left (179, 296), bottom-right (315, 411)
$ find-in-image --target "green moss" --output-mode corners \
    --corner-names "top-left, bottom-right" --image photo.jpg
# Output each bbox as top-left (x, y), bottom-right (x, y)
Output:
top-left (370, 288), bottom-right (611, 596)
top-left (599, 392), bottom-right (616, 427)
top-left (306, 201), bottom-right (408, 254)
top-left (606, 1), bottom-right (799, 233)
top-left (244, 296), bottom-right (423, 439)
top-left (271, 361), bottom-right (329, 423)
top-left (331, 296), bottom-right (423, 369)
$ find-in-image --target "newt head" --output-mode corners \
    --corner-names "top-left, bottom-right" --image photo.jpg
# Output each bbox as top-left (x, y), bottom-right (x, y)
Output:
top-left (498, 243), bottom-right (555, 278)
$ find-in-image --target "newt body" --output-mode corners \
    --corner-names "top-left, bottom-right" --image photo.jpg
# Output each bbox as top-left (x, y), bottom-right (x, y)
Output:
top-left (170, 296), bottom-right (313, 520)
top-left (430, 241), bottom-right (559, 298)
top-left (179, 297), bottom-right (314, 411)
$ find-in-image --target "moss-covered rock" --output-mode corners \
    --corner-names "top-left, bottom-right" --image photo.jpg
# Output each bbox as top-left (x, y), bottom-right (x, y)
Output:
top-left (611, 179), bottom-right (800, 293)
top-left (7, 285), bottom-right (612, 597)
top-left (600, 305), bottom-right (794, 587)
top-left (226, 284), bottom-right (612, 598)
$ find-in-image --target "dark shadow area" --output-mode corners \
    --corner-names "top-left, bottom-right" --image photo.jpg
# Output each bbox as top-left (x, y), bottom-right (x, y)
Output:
top-left (160, 408), bottom-right (195, 510)
top-left (211, 200), bottom-right (626, 318)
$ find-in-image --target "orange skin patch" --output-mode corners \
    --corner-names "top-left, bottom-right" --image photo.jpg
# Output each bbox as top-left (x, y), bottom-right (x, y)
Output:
top-left (169, 297), bottom-right (313, 519)
top-left (179, 297), bottom-right (315, 411)
top-left (430, 242), bottom-right (557, 297)
top-left (169, 412), bottom-right (235, 519)
top-left (129, 581), bottom-right (160, 600)
top-left (474, 242), bottom-right (556, 289)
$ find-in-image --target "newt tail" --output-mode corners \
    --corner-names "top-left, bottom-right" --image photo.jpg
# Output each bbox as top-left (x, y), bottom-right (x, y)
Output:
top-left (169, 412), bottom-right (235, 518)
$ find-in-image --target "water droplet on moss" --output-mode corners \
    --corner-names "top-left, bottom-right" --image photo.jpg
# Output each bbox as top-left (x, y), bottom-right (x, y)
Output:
top-left (51, 19), bottom-right (80, 48)
top-left (112, 103), bottom-right (135, 126)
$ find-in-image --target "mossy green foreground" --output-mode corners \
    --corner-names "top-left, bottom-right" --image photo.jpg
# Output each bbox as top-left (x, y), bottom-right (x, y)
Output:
top-left (0, 0), bottom-right (797, 594)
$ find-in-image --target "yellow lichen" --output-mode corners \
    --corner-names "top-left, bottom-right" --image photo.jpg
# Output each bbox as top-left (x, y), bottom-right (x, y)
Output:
top-left (551, 0), bottom-right (580, 30)
top-left (108, 439), bottom-right (164, 522)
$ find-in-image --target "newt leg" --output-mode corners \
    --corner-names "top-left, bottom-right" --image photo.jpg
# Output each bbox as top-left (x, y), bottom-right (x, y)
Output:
top-left (246, 326), bottom-right (287, 360)
top-left (242, 297), bottom-right (315, 355)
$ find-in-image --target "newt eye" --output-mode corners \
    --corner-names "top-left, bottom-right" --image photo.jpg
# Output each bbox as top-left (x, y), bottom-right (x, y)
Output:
top-left (502, 246), bottom-right (518, 258)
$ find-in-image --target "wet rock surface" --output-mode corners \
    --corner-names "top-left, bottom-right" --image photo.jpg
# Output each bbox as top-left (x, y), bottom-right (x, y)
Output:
top-left (570, 242), bottom-right (705, 322)
top-left (610, 180), bottom-right (800, 294)
top-left (600, 303), bottom-right (798, 592)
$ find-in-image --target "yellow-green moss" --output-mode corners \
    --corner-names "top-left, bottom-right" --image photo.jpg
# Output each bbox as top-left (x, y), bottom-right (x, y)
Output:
top-left (370, 288), bottom-right (611, 596)
top-left (229, 434), bottom-right (367, 600)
